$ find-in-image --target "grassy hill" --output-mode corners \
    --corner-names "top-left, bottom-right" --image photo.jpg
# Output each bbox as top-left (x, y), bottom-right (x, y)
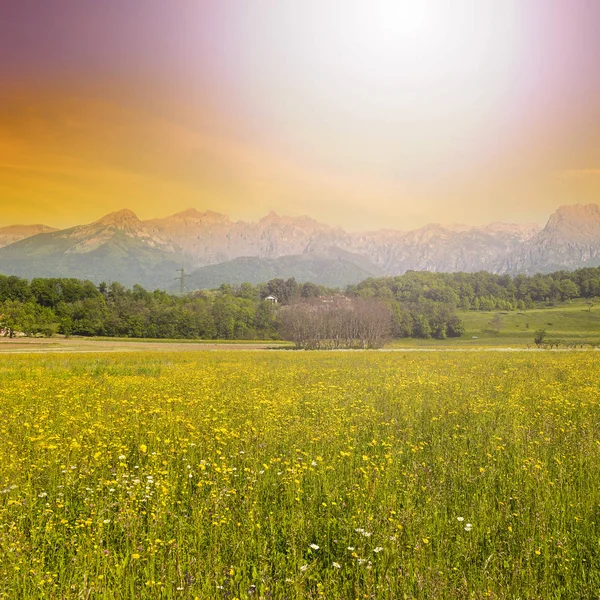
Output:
top-left (184, 253), bottom-right (381, 290)
top-left (390, 300), bottom-right (600, 347)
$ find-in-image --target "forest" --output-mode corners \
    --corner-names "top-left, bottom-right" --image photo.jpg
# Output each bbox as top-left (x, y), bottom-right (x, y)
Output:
top-left (0, 266), bottom-right (599, 341)
top-left (348, 267), bottom-right (600, 307)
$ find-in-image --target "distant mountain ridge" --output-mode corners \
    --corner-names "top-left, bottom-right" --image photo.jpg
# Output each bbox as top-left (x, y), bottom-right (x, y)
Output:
top-left (0, 224), bottom-right (58, 249)
top-left (0, 203), bottom-right (599, 289)
top-left (503, 204), bottom-right (600, 273)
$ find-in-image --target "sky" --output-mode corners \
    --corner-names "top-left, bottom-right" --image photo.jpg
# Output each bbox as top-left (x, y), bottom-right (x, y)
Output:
top-left (1, 0), bottom-right (599, 231)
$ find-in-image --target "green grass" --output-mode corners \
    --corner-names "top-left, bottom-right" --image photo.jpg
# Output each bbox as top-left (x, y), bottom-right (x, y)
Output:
top-left (1, 351), bottom-right (600, 598)
top-left (80, 336), bottom-right (291, 345)
top-left (390, 301), bottom-right (600, 348)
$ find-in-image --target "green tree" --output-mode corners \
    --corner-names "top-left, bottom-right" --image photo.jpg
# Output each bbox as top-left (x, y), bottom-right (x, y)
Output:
top-left (255, 300), bottom-right (277, 338)
top-left (534, 329), bottom-right (547, 346)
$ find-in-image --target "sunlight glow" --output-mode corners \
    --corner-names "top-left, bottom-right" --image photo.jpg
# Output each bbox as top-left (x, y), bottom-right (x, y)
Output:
top-left (234, 1), bottom-right (526, 179)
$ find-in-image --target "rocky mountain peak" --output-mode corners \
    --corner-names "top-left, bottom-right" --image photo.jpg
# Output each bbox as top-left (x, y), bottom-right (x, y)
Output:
top-left (167, 208), bottom-right (229, 222)
top-left (149, 208), bottom-right (231, 226)
top-left (56, 208), bottom-right (174, 255)
top-left (173, 208), bottom-right (204, 219)
top-left (201, 210), bottom-right (230, 223)
top-left (93, 208), bottom-right (141, 229)
top-left (544, 203), bottom-right (600, 239)
top-left (257, 211), bottom-right (333, 232)
top-left (259, 210), bottom-right (282, 224)
top-left (1, 203), bottom-right (599, 287)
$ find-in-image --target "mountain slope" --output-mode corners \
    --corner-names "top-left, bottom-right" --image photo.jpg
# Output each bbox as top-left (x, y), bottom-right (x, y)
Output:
top-left (145, 208), bottom-right (542, 275)
top-left (0, 224), bottom-right (57, 248)
top-left (184, 251), bottom-right (383, 290)
top-left (0, 204), bottom-right (599, 288)
top-left (144, 209), bottom-right (346, 268)
top-left (0, 210), bottom-right (181, 287)
top-left (348, 222), bottom-right (540, 274)
top-left (504, 204), bottom-right (600, 273)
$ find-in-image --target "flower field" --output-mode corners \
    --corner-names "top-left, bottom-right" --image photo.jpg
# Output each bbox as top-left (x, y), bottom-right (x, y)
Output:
top-left (1, 350), bottom-right (599, 599)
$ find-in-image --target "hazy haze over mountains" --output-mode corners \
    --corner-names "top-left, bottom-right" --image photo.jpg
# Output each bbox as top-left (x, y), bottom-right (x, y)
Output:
top-left (0, 204), bottom-right (599, 289)
top-left (0, 224), bottom-right (57, 249)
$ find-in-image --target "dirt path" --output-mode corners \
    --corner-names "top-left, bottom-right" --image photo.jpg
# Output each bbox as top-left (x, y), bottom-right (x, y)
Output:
top-left (0, 337), bottom-right (286, 354)
top-left (0, 337), bottom-right (597, 354)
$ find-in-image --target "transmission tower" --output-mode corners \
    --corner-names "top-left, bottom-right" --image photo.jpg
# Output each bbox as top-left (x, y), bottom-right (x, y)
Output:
top-left (175, 265), bottom-right (190, 295)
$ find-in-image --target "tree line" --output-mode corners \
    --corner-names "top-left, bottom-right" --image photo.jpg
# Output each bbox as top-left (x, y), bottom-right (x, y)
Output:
top-left (3, 266), bottom-right (597, 342)
top-left (0, 277), bottom-right (278, 339)
top-left (0, 274), bottom-right (465, 342)
top-left (347, 267), bottom-right (600, 311)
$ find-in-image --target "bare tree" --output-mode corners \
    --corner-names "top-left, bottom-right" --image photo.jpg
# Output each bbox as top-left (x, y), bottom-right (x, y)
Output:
top-left (279, 296), bottom-right (392, 349)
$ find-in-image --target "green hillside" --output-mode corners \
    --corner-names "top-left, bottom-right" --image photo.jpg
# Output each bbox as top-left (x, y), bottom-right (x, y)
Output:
top-left (185, 254), bottom-right (381, 290)
top-left (0, 230), bottom-right (182, 289)
top-left (390, 301), bottom-right (600, 347)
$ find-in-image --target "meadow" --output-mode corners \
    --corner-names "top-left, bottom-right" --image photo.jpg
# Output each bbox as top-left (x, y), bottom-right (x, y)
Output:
top-left (391, 301), bottom-right (600, 348)
top-left (1, 350), bottom-right (599, 598)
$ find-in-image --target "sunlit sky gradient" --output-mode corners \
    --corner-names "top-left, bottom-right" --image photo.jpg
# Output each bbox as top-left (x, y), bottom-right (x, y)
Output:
top-left (1, 0), bottom-right (599, 230)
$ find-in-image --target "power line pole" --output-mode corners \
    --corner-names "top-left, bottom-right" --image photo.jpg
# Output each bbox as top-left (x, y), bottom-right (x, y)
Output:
top-left (175, 265), bottom-right (190, 295)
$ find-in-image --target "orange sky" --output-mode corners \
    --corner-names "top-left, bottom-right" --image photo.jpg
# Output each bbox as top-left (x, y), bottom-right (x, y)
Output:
top-left (1, 1), bottom-right (599, 230)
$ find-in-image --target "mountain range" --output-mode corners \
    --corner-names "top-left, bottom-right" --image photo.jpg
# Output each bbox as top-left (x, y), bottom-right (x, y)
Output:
top-left (0, 204), bottom-right (599, 290)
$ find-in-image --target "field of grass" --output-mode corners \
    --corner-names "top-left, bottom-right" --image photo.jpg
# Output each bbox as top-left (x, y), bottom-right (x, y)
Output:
top-left (391, 301), bottom-right (600, 348)
top-left (1, 350), bottom-right (600, 598)
top-left (83, 337), bottom-right (291, 346)
top-left (0, 337), bottom-right (292, 355)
